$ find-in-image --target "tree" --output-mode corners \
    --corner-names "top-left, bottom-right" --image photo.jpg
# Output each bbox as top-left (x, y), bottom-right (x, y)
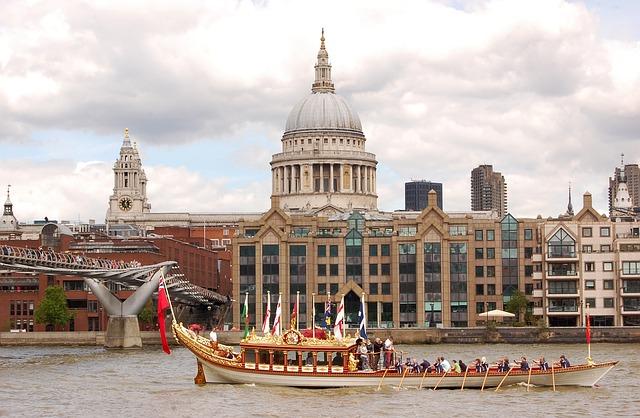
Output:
top-left (35, 286), bottom-right (73, 330)
top-left (138, 300), bottom-right (154, 330)
top-left (505, 290), bottom-right (529, 324)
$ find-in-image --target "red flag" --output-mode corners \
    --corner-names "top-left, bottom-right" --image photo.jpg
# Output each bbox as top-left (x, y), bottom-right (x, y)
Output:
top-left (290, 300), bottom-right (298, 330)
top-left (158, 280), bottom-right (171, 354)
top-left (586, 312), bottom-right (591, 344)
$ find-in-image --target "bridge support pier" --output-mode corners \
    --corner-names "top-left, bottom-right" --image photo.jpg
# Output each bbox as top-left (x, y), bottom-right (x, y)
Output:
top-left (105, 316), bottom-right (142, 349)
top-left (84, 266), bottom-right (168, 349)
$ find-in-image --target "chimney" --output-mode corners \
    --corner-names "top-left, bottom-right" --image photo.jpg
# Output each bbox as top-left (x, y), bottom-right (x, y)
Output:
top-left (583, 192), bottom-right (592, 209)
top-left (427, 189), bottom-right (438, 208)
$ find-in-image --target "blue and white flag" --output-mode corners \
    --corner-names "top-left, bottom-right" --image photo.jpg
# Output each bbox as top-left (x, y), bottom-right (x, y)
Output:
top-left (358, 293), bottom-right (367, 340)
top-left (324, 300), bottom-right (332, 328)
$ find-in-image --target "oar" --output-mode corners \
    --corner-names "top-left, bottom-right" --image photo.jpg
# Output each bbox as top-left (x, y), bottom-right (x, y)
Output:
top-left (376, 367), bottom-right (389, 391)
top-left (480, 366), bottom-right (490, 391)
top-left (460, 365), bottom-right (469, 391)
top-left (433, 371), bottom-right (447, 390)
top-left (419, 367), bottom-right (429, 390)
top-left (495, 367), bottom-right (513, 392)
top-left (526, 366), bottom-right (532, 392)
top-left (397, 366), bottom-right (409, 390)
top-left (551, 363), bottom-right (556, 392)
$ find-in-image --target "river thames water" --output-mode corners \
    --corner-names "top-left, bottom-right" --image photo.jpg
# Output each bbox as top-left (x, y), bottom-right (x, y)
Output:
top-left (0, 342), bottom-right (638, 418)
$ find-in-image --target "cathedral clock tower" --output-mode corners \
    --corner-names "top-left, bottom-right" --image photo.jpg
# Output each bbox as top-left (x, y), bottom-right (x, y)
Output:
top-left (106, 128), bottom-right (151, 225)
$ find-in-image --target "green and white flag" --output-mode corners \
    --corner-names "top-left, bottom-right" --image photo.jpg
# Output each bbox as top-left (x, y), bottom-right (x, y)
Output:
top-left (241, 292), bottom-right (249, 339)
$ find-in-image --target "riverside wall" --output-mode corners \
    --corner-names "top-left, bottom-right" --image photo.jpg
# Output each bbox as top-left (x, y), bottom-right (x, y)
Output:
top-left (3, 327), bottom-right (640, 346)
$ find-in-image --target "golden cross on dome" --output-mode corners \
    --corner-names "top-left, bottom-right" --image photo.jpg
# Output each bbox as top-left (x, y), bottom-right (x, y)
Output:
top-left (124, 128), bottom-right (130, 139)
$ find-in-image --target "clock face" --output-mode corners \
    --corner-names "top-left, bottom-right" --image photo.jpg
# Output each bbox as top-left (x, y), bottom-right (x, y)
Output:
top-left (119, 197), bottom-right (133, 211)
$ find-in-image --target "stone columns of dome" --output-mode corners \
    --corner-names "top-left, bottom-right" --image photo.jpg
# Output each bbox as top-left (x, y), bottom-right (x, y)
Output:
top-left (319, 164), bottom-right (324, 193)
top-left (272, 169), bottom-right (276, 194)
top-left (330, 163), bottom-right (334, 192)
top-left (365, 166), bottom-right (370, 194)
top-left (357, 165), bottom-right (362, 193)
top-left (285, 165), bottom-right (291, 194)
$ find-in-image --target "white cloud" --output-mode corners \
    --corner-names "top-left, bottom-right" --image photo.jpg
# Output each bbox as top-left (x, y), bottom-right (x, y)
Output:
top-left (0, 0), bottom-right (639, 220)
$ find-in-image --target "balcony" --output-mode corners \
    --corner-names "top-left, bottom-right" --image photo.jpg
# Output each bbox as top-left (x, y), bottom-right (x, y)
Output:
top-left (532, 253), bottom-right (542, 262)
top-left (532, 272), bottom-right (542, 281)
top-left (532, 289), bottom-right (543, 298)
top-left (547, 290), bottom-right (579, 298)
top-left (547, 306), bottom-right (579, 314)
top-left (533, 307), bottom-right (544, 316)
top-left (546, 270), bottom-right (579, 279)
top-left (546, 252), bottom-right (578, 261)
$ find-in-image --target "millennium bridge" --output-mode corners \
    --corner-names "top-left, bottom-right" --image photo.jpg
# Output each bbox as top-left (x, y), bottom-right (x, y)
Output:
top-left (0, 245), bottom-right (229, 348)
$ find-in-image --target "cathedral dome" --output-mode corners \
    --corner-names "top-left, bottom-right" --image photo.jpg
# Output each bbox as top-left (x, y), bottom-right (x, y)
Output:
top-left (284, 92), bottom-right (362, 133)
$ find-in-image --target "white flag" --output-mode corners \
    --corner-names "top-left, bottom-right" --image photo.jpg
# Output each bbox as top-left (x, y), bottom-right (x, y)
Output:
top-left (262, 293), bottom-right (271, 335)
top-left (333, 296), bottom-right (345, 340)
top-left (271, 294), bottom-right (282, 336)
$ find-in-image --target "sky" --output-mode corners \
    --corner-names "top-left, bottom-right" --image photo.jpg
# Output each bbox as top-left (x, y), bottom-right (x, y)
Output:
top-left (1, 0), bottom-right (639, 223)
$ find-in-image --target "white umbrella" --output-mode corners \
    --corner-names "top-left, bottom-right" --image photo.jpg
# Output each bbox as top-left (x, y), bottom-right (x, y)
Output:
top-left (478, 309), bottom-right (515, 318)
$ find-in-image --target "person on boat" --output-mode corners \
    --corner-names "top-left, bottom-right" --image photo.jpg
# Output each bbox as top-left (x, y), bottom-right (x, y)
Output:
top-left (440, 357), bottom-right (451, 372)
top-left (481, 356), bottom-right (489, 372)
top-left (474, 358), bottom-right (482, 373)
top-left (452, 360), bottom-right (462, 373)
top-left (497, 357), bottom-right (510, 372)
top-left (516, 356), bottom-right (530, 371)
top-left (305, 353), bottom-right (314, 366)
top-left (533, 356), bottom-right (549, 370)
top-left (333, 352), bottom-right (343, 367)
top-left (558, 355), bottom-right (571, 368)
top-left (458, 359), bottom-right (467, 372)
top-left (433, 357), bottom-right (443, 373)
top-left (383, 337), bottom-right (395, 368)
top-left (209, 331), bottom-right (218, 349)
top-left (420, 358), bottom-right (431, 372)
top-left (372, 337), bottom-right (383, 371)
top-left (359, 339), bottom-right (370, 370)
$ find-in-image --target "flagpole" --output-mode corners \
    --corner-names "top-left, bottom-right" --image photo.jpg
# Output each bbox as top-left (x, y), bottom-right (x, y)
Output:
top-left (586, 302), bottom-right (591, 359)
top-left (312, 292), bottom-right (316, 339)
top-left (160, 269), bottom-right (176, 321)
top-left (341, 294), bottom-right (345, 337)
top-left (279, 292), bottom-right (282, 336)
top-left (327, 290), bottom-right (331, 330)
top-left (296, 291), bottom-right (300, 331)
top-left (265, 290), bottom-right (271, 335)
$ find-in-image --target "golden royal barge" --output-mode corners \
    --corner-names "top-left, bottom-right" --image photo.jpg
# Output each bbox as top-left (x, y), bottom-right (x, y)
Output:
top-left (173, 322), bottom-right (617, 390)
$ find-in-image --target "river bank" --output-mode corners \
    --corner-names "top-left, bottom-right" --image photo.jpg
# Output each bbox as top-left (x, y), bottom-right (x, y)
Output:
top-left (2, 326), bottom-right (640, 346)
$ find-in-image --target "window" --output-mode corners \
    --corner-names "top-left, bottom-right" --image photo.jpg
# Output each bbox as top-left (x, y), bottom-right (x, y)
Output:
top-left (381, 244), bottom-right (390, 256)
top-left (369, 244), bottom-right (378, 257)
top-left (317, 245), bottom-right (326, 257)
top-left (525, 265), bottom-right (533, 277)
top-left (475, 266), bottom-right (484, 277)
top-left (487, 284), bottom-right (496, 295)
top-left (524, 229), bottom-right (533, 240)
top-left (585, 262), bottom-right (595, 272)
top-left (585, 280), bottom-right (596, 290)
top-left (603, 280), bottom-right (614, 290)
top-left (399, 226), bottom-right (417, 236)
top-left (603, 262), bottom-right (613, 272)
top-left (600, 244), bottom-right (611, 253)
top-left (329, 264), bottom-right (338, 276)
top-left (603, 298), bottom-right (614, 308)
top-left (487, 230), bottom-right (495, 241)
top-left (329, 245), bottom-right (338, 257)
top-left (622, 261), bottom-right (640, 275)
top-left (585, 298), bottom-right (596, 308)
top-left (600, 227), bottom-right (610, 237)
top-left (524, 247), bottom-right (533, 259)
top-left (486, 266), bottom-right (496, 277)
top-left (317, 264), bottom-right (326, 276)
top-left (475, 230), bottom-right (483, 241)
top-left (330, 283), bottom-right (339, 295)
top-left (381, 283), bottom-right (391, 295)
top-left (548, 228), bottom-right (576, 258)
top-left (582, 227), bottom-right (592, 237)
top-left (369, 283), bottom-right (378, 295)
top-left (475, 248), bottom-right (484, 259)
top-left (582, 245), bottom-right (592, 253)
top-left (486, 248), bottom-right (495, 259)
top-left (476, 284), bottom-right (484, 295)
top-left (381, 263), bottom-right (391, 276)
top-left (449, 225), bottom-right (467, 236)
top-left (369, 263), bottom-right (378, 276)
top-left (318, 283), bottom-right (326, 294)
